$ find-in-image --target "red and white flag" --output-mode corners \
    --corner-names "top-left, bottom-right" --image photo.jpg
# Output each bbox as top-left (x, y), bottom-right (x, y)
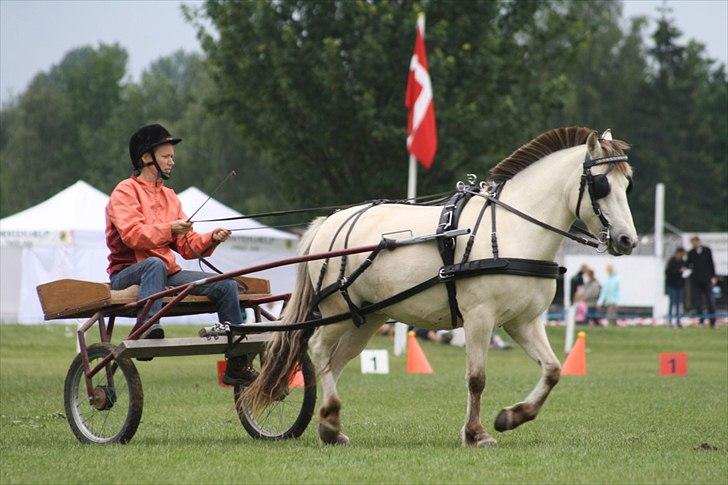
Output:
top-left (405, 13), bottom-right (437, 169)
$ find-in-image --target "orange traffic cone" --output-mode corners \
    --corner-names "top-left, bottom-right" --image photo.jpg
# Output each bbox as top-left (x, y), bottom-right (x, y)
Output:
top-left (407, 331), bottom-right (433, 374)
top-left (562, 331), bottom-right (587, 376)
top-left (217, 360), bottom-right (231, 387)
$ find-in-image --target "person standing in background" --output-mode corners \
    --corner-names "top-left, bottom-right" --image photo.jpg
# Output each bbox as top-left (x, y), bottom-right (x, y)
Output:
top-left (665, 247), bottom-right (687, 328)
top-left (570, 264), bottom-right (588, 303)
top-left (582, 269), bottom-right (602, 326)
top-left (598, 264), bottom-right (621, 326)
top-left (687, 236), bottom-right (717, 328)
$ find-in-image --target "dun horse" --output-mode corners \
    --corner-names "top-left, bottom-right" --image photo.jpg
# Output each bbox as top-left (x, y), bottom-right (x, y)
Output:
top-left (243, 127), bottom-right (637, 446)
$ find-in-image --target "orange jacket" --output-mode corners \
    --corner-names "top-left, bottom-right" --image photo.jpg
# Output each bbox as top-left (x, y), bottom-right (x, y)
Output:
top-left (106, 177), bottom-right (215, 276)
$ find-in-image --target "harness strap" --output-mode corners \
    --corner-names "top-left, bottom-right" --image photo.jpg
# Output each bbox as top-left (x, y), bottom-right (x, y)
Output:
top-left (490, 183), bottom-right (505, 258)
top-left (461, 191), bottom-right (492, 264)
top-left (437, 191), bottom-right (476, 328)
top-left (440, 257), bottom-right (565, 280)
top-left (313, 242), bottom-right (386, 327)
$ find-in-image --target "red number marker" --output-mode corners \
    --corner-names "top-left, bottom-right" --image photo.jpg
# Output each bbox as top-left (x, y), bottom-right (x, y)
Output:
top-left (659, 352), bottom-right (687, 376)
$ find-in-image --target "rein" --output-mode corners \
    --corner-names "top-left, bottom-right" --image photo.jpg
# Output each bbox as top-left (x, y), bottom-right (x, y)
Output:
top-left (190, 191), bottom-right (452, 224)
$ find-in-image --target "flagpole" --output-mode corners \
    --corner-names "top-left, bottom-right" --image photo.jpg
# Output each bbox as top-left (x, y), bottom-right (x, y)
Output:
top-left (407, 154), bottom-right (417, 200)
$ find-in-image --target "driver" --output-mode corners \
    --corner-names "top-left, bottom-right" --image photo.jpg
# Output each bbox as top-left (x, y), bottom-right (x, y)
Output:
top-left (105, 123), bottom-right (256, 385)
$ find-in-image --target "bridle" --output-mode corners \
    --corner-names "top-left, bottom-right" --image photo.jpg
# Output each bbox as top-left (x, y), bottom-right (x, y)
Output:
top-left (574, 153), bottom-right (632, 251)
top-left (461, 149), bottom-right (633, 254)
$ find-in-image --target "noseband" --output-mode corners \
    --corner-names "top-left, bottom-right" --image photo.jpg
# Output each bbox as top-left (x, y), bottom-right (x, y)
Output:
top-left (574, 153), bottom-right (631, 251)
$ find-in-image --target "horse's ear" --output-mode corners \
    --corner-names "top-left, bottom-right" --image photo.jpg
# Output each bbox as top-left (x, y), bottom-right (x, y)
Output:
top-left (586, 131), bottom-right (604, 158)
top-left (600, 129), bottom-right (612, 141)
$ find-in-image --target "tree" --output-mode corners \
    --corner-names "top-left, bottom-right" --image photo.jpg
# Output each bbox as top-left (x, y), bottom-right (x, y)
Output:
top-left (190, 0), bottom-right (626, 209)
top-left (1, 44), bottom-right (128, 216)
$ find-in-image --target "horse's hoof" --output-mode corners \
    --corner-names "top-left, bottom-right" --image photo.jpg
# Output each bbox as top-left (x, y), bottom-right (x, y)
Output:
top-left (494, 408), bottom-right (512, 432)
top-left (318, 422), bottom-right (350, 446)
top-left (463, 432), bottom-right (497, 447)
top-left (476, 434), bottom-right (498, 447)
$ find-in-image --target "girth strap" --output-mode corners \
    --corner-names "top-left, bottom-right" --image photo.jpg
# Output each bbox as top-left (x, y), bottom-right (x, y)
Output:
top-left (440, 257), bottom-right (566, 281)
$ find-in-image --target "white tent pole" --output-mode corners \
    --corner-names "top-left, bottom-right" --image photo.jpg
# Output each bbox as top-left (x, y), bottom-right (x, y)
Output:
top-left (653, 183), bottom-right (665, 322)
top-left (564, 269), bottom-right (575, 353)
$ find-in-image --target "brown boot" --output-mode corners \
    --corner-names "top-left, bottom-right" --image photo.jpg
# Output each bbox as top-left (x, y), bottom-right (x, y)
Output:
top-left (222, 355), bottom-right (259, 386)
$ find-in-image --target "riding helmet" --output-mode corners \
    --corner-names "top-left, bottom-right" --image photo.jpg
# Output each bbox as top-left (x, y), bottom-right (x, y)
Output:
top-left (129, 124), bottom-right (182, 170)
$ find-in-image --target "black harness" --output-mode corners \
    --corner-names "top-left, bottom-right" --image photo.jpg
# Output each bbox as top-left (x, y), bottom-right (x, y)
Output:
top-left (227, 151), bottom-right (630, 336)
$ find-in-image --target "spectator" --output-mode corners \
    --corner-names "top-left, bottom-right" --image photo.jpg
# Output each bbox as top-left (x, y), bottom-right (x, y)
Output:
top-left (413, 327), bottom-right (452, 344)
top-left (665, 247), bottom-right (688, 328)
top-left (574, 288), bottom-right (588, 325)
top-left (582, 269), bottom-right (602, 326)
top-left (598, 264), bottom-right (621, 326)
top-left (687, 236), bottom-right (717, 328)
top-left (570, 264), bottom-right (589, 303)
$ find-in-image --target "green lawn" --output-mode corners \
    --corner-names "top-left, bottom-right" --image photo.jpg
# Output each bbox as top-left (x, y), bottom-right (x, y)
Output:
top-left (1, 323), bottom-right (726, 484)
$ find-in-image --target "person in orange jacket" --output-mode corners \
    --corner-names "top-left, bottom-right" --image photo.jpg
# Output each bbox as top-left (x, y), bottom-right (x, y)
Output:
top-left (106, 124), bottom-right (255, 385)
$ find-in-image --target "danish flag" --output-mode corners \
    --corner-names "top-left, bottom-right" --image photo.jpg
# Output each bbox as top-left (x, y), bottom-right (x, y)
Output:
top-left (405, 13), bottom-right (437, 169)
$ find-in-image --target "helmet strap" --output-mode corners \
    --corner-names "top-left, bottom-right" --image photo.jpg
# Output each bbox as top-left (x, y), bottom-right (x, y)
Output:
top-left (142, 151), bottom-right (170, 180)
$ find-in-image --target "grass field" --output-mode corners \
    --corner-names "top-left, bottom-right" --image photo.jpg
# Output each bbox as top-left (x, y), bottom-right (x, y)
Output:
top-left (1, 323), bottom-right (726, 484)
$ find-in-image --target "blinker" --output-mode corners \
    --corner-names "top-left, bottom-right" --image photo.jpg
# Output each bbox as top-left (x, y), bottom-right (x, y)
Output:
top-left (590, 174), bottom-right (633, 200)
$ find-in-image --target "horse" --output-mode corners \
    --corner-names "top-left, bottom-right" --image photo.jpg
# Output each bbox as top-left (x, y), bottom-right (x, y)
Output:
top-left (242, 126), bottom-right (637, 447)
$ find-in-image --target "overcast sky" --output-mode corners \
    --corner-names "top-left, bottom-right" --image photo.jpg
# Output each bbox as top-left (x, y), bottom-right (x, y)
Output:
top-left (1, 0), bottom-right (726, 106)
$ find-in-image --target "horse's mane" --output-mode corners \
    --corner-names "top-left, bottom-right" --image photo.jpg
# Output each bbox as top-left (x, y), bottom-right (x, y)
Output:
top-left (489, 126), bottom-right (630, 182)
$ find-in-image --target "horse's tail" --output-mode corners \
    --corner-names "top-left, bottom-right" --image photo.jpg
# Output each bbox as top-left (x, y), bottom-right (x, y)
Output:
top-left (240, 217), bottom-right (326, 413)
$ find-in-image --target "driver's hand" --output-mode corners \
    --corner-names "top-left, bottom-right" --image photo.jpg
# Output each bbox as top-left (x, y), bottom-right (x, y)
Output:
top-left (212, 228), bottom-right (231, 243)
top-left (171, 219), bottom-right (192, 235)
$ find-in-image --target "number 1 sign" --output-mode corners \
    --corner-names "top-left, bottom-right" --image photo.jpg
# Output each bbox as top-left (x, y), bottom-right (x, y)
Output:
top-left (360, 350), bottom-right (390, 374)
top-left (659, 352), bottom-right (687, 376)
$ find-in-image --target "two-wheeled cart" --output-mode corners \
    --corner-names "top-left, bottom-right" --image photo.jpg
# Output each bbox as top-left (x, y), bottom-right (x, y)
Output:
top-left (37, 275), bottom-right (316, 444)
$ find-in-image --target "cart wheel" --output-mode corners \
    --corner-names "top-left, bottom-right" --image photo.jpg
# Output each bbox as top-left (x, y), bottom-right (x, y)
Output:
top-left (234, 352), bottom-right (316, 440)
top-left (64, 342), bottom-right (143, 444)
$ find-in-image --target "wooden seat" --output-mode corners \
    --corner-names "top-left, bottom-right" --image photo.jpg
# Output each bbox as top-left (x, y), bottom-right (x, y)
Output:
top-left (36, 276), bottom-right (271, 320)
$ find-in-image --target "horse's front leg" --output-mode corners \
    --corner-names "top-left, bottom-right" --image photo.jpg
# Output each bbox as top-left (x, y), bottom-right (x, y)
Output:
top-left (461, 318), bottom-right (497, 447)
top-left (495, 316), bottom-right (561, 432)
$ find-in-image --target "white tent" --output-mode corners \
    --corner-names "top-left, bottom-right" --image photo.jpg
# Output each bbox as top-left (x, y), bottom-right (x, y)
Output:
top-left (0, 181), bottom-right (299, 323)
top-left (1, 181), bottom-right (111, 322)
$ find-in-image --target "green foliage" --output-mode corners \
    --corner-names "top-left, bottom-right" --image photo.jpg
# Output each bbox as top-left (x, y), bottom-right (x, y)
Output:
top-left (1, 1), bottom-right (726, 232)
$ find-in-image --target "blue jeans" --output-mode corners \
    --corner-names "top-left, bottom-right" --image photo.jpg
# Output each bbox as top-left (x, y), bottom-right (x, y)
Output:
top-left (110, 257), bottom-right (243, 324)
top-left (666, 286), bottom-right (683, 326)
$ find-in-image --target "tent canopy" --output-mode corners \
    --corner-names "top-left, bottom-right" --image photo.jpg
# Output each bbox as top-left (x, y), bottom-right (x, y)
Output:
top-left (0, 180), bottom-right (108, 233)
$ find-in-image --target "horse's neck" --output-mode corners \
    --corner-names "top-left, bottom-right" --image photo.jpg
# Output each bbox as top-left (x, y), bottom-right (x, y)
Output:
top-left (494, 146), bottom-right (584, 261)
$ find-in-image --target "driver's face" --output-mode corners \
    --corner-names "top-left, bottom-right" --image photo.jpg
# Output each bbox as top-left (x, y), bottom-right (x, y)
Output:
top-left (152, 143), bottom-right (175, 175)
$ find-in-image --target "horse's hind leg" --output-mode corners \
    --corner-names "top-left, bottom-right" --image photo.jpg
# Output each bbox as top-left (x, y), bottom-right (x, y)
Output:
top-left (495, 316), bottom-right (561, 432)
top-left (461, 318), bottom-right (498, 447)
top-left (309, 317), bottom-right (384, 445)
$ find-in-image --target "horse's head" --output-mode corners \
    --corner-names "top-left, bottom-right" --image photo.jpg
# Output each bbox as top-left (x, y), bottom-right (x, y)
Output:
top-left (575, 130), bottom-right (638, 256)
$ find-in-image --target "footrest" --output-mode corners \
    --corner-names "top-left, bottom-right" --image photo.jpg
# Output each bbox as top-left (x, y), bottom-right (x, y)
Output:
top-left (113, 333), bottom-right (270, 360)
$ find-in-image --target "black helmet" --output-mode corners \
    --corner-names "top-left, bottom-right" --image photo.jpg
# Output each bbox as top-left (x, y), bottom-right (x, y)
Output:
top-left (129, 124), bottom-right (182, 170)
